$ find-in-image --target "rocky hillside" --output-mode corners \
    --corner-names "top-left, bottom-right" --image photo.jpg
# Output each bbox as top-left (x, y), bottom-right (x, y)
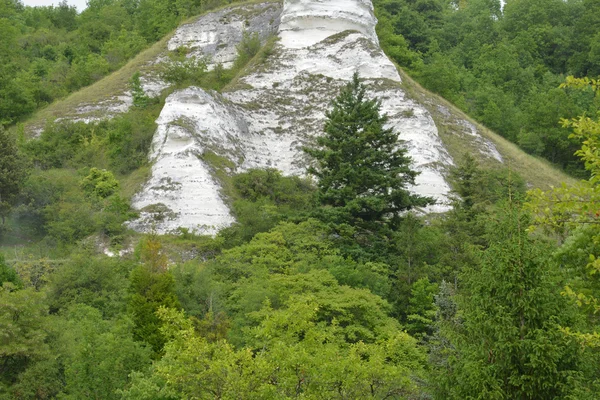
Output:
top-left (25, 0), bottom-right (565, 235)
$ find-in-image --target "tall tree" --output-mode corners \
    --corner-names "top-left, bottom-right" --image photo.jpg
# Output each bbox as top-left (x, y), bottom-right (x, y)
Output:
top-left (527, 76), bottom-right (600, 348)
top-left (128, 235), bottom-right (180, 356)
top-left (304, 73), bottom-right (433, 231)
top-left (434, 203), bottom-right (582, 399)
top-left (0, 126), bottom-right (26, 225)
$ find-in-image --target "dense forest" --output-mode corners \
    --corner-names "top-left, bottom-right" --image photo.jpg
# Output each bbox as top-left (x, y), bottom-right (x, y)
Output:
top-left (1, 0), bottom-right (600, 398)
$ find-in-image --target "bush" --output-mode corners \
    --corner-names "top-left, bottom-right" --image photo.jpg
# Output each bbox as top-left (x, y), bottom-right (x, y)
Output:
top-left (80, 168), bottom-right (119, 199)
top-left (233, 168), bottom-right (314, 208)
top-left (159, 54), bottom-right (208, 86)
top-left (233, 31), bottom-right (261, 69)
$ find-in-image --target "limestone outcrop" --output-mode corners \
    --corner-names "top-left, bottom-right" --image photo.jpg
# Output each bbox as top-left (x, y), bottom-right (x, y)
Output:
top-left (125, 0), bottom-right (502, 234)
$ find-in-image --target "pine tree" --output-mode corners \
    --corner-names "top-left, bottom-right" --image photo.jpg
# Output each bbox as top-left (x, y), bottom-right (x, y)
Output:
top-left (304, 73), bottom-right (433, 231)
top-left (434, 203), bottom-right (583, 399)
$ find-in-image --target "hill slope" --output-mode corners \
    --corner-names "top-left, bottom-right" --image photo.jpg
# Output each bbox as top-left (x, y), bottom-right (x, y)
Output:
top-left (23, 0), bottom-right (575, 235)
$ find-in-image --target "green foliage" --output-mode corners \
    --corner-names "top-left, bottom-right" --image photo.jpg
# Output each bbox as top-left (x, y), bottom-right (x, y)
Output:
top-left (46, 252), bottom-right (132, 318)
top-left (434, 203), bottom-right (583, 399)
top-left (374, 0), bottom-right (600, 173)
top-left (0, 286), bottom-right (51, 391)
top-left (159, 53), bottom-right (209, 86)
top-left (159, 30), bottom-right (266, 91)
top-left (14, 101), bottom-right (160, 245)
top-left (175, 220), bottom-right (397, 346)
top-left (0, 254), bottom-right (21, 288)
top-left (527, 77), bottom-right (600, 349)
top-left (125, 303), bottom-right (426, 399)
top-left (14, 167), bottom-right (133, 245)
top-left (106, 104), bottom-right (160, 174)
top-left (3, 2), bottom-right (600, 396)
top-left (0, 126), bottom-right (27, 225)
top-left (233, 31), bottom-right (261, 69)
top-left (0, 0), bottom-right (235, 124)
top-left (80, 167), bottom-right (120, 199)
top-left (406, 277), bottom-right (437, 338)
top-left (304, 73), bottom-right (433, 231)
top-left (129, 236), bottom-right (181, 355)
top-left (233, 168), bottom-right (313, 206)
top-left (57, 305), bottom-right (152, 399)
top-left (130, 71), bottom-right (152, 108)
top-left (24, 100), bottom-right (159, 173)
top-left (219, 168), bottom-right (316, 246)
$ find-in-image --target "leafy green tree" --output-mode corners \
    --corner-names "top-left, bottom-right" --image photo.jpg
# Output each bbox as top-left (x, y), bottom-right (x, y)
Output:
top-left (80, 167), bottom-right (120, 199)
top-left (406, 277), bottom-right (438, 338)
top-left (130, 71), bottom-right (151, 108)
top-left (47, 252), bottom-right (132, 318)
top-left (57, 305), bottom-right (152, 399)
top-left (233, 31), bottom-right (261, 69)
top-left (102, 29), bottom-right (147, 69)
top-left (0, 286), bottom-right (51, 392)
top-left (129, 235), bottom-right (180, 356)
top-left (0, 253), bottom-right (21, 288)
top-left (125, 302), bottom-right (426, 399)
top-left (527, 76), bottom-right (600, 347)
top-left (0, 126), bottom-right (27, 225)
top-left (304, 73), bottom-right (433, 231)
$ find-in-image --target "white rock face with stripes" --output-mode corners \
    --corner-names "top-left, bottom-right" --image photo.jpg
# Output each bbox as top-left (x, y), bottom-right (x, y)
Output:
top-left (129, 0), bottom-right (500, 234)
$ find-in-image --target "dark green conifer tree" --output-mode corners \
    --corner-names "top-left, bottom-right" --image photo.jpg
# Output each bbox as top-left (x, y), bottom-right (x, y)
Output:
top-left (304, 73), bottom-right (433, 231)
top-left (434, 202), bottom-right (583, 399)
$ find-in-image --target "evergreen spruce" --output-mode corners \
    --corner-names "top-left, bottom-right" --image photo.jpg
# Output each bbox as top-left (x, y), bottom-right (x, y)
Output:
top-left (304, 73), bottom-right (433, 231)
top-left (435, 202), bottom-right (583, 399)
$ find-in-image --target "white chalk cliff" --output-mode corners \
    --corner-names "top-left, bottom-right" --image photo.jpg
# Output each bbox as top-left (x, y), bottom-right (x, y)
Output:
top-left (128, 0), bottom-right (502, 234)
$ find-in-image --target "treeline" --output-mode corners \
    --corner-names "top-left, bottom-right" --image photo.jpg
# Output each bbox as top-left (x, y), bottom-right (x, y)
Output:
top-left (374, 0), bottom-right (600, 176)
top-left (0, 0), bottom-right (234, 125)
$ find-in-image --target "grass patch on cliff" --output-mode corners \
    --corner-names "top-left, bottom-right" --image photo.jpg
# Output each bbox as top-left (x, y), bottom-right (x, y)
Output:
top-left (23, 36), bottom-right (170, 134)
top-left (222, 34), bottom-right (281, 92)
top-left (22, 0), bottom-right (283, 134)
top-left (395, 67), bottom-right (576, 190)
top-left (200, 151), bottom-right (237, 203)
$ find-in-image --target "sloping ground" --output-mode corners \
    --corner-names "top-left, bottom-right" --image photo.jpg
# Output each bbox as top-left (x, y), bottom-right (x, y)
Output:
top-left (396, 69), bottom-right (576, 189)
top-left (23, 35), bottom-right (169, 136)
top-left (22, 0), bottom-right (575, 235)
top-left (21, 0), bottom-right (281, 136)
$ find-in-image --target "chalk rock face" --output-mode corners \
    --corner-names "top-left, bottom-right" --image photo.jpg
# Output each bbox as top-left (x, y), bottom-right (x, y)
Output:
top-left (128, 89), bottom-right (241, 234)
top-left (130, 0), bottom-right (501, 233)
top-left (279, 0), bottom-right (379, 48)
top-left (168, 2), bottom-right (281, 69)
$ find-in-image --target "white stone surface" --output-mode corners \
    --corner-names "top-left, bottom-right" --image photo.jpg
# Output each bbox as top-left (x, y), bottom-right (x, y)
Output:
top-left (279, 0), bottom-right (378, 48)
top-left (168, 2), bottom-right (281, 69)
top-left (52, 78), bottom-right (169, 128)
top-left (128, 88), bottom-right (238, 234)
top-left (459, 120), bottom-right (503, 162)
top-left (131, 0), bottom-right (494, 233)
